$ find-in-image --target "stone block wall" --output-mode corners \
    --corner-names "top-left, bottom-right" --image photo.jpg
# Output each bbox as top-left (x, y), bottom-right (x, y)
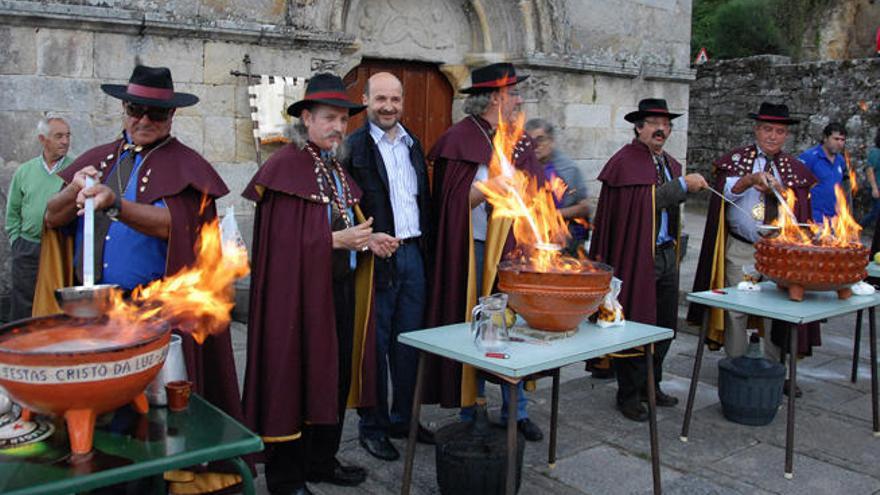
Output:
top-left (687, 55), bottom-right (880, 213)
top-left (0, 23), bottom-right (336, 318)
top-left (520, 69), bottom-right (690, 200)
top-left (0, 0), bottom-right (695, 320)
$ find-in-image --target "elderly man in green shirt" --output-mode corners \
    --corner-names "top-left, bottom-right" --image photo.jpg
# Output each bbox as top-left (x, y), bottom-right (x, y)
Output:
top-left (5, 114), bottom-right (72, 321)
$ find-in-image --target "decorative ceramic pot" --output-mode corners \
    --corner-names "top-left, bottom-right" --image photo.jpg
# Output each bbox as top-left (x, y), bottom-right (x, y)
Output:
top-left (497, 259), bottom-right (613, 332)
top-left (0, 315), bottom-right (170, 454)
top-left (754, 239), bottom-right (869, 301)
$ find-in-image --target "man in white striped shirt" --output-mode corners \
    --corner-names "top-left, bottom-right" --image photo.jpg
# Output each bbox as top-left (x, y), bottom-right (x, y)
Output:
top-left (344, 72), bottom-right (434, 461)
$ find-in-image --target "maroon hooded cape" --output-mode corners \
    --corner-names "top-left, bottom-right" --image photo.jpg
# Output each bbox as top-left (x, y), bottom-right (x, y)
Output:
top-left (423, 115), bottom-right (542, 407)
top-left (35, 136), bottom-right (243, 421)
top-left (687, 144), bottom-right (820, 354)
top-left (589, 139), bottom-right (683, 326)
top-left (241, 143), bottom-right (376, 440)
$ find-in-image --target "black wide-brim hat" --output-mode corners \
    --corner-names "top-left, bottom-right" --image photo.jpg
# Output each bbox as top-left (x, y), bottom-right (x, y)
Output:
top-left (748, 102), bottom-right (800, 125)
top-left (101, 65), bottom-right (199, 109)
top-left (287, 73), bottom-right (366, 118)
top-left (624, 98), bottom-right (683, 123)
top-left (460, 62), bottom-right (529, 94)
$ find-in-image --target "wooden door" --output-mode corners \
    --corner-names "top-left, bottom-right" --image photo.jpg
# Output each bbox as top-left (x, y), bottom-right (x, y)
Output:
top-left (343, 59), bottom-right (453, 159)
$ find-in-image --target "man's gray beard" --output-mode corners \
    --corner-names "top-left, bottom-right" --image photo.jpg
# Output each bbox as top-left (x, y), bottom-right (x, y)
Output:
top-left (325, 140), bottom-right (350, 163)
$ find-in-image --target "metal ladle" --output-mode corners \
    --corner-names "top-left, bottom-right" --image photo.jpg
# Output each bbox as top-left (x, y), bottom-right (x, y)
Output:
top-left (54, 176), bottom-right (119, 318)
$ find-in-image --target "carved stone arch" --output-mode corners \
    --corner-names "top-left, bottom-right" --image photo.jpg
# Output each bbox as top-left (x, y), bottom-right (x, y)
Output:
top-left (330, 0), bottom-right (567, 93)
top-left (339, 0), bottom-right (489, 62)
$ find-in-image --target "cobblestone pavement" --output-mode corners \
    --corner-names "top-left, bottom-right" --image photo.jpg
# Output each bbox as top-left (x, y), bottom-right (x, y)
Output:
top-left (229, 202), bottom-right (880, 494)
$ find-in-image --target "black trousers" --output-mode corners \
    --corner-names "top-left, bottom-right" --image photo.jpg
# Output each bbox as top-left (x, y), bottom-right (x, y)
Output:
top-left (614, 243), bottom-right (677, 406)
top-left (266, 272), bottom-right (355, 493)
top-left (9, 238), bottom-right (40, 322)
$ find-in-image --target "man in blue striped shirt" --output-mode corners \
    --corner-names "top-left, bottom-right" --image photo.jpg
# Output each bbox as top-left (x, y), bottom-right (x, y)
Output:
top-left (344, 72), bottom-right (434, 461)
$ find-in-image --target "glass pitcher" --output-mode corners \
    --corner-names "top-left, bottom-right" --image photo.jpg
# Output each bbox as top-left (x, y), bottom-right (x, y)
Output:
top-left (470, 293), bottom-right (510, 352)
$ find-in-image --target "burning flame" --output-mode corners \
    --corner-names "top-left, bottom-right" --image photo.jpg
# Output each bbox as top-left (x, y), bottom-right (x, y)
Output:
top-left (845, 151), bottom-right (858, 196)
top-left (474, 104), bottom-right (589, 273)
top-left (770, 185), bottom-right (862, 248)
top-left (106, 219), bottom-right (250, 343)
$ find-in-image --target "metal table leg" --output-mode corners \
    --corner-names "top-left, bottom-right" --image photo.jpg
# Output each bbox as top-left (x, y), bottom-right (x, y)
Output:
top-left (681, 314), bottom-right (708, 442)
top-left (869, 307), bottom-right (879, 435)
top-left (401, 352), bottom-right (426, 495)
top-left (784, 325), bottom-right (798, 479)
top-left (852, 309), bottom-right (863, 383)
top-left (506, 380), bottom-right (519, 495)
top-left (646, 343), bottom-right (661, 495)
top-left (549, 368), bottom-right (560, 468)
top-left (229, 457), bottom-right (255, 495)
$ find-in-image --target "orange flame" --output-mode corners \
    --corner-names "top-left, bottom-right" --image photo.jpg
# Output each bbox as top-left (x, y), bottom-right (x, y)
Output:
top-left (845, 151), bottom-right (858, 196)
top-left (473, 100), bottom-right (587, 273)
top-left (770, 185), bottom-right (862, 248)
top-left (106, 219), bottom-right (250, 343)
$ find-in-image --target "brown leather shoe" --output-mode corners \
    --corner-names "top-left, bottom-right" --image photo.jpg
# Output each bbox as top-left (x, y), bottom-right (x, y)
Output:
top-left (641, 389), bottom-right (679, 407)
top-left (783, 379), bottom-right (802, 398)
top-left (388, 423), bottom-right (435, 444)
top-left (618, 401), bottom-right (649, 422)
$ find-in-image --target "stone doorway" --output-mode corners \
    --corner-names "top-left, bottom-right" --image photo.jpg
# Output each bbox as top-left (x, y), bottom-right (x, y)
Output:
top-left (343, 59), bottom-right (454, 160)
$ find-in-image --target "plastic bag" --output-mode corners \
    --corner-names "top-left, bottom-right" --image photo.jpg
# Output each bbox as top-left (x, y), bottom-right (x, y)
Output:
top-left (219, 205), bottom-right (247, 258)
top-left (852, 281), bottom-right (876, 296)
top-left (597, 277), bottom-right (625, 328)
top-left (737, 264), bottom-right (762, 291)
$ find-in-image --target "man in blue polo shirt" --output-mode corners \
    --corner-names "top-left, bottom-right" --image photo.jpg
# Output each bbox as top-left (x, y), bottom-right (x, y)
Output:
top-left (800, 122), bottom-right (847, 223)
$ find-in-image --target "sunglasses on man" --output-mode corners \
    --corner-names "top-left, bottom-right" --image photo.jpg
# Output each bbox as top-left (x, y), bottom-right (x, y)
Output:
top-left (124, 103), bottom-right (173, 122)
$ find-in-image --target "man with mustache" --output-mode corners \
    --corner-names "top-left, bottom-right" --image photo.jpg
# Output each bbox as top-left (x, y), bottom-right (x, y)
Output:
top-left (591, 98), bottom-right (708, 422)
top-left (425, 62), bottom-right (544, 441)
top-left (343, 72), bottom-right (434, 461)
top-left (243, 73), bottom-right (378, 494)
top-left (689, 102), bottom-right (817, 396)
top-left (5, 114), bottom-right (72, 321)
top-left (37, 64), bottom-right (244, 493)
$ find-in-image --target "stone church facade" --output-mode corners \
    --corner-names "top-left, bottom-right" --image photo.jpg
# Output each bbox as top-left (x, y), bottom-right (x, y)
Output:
top-left (0, 0), bottom-right (693, 314)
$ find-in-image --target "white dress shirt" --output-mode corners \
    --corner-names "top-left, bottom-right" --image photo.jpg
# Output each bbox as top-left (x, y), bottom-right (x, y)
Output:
top-left (369, 122), bottom-right (421, 239)
top-left (723, 147), bottom-right (782, 243)
top-left (471, 164), bottom-right (489, 242)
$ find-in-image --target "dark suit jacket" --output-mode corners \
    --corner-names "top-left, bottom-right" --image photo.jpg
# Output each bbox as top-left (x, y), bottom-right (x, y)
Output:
top-left (343, 122), bottom-right (431, 288)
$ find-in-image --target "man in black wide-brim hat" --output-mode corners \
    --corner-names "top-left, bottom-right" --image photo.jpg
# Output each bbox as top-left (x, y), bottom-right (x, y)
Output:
top-left (688, 102), bottom-right (819, 397)
top-left (423, 62), bottom-right (545, 442)
top-left (38, 64), bottom-right (245, 493)
top-left (242, 73), bottom-right (379, 494)
top-left (591, 98), bottom-right (708, 422)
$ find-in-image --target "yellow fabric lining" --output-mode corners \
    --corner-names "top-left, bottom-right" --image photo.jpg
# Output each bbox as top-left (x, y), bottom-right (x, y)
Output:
top-left (707, 202), bottom-right (727, 346)
top-left (348, 205), bottom-right (375, 408)
top-left (167, 472), bottom-right (242, 495)
top-left (32, 226), bottom-right (74, 317)
top-left (262, 431), bottom-right (303, 443)
top-left (460, 213), bottom-right (479, 408)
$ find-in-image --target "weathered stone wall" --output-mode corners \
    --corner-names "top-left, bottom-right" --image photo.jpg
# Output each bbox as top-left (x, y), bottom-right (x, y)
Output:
top-left (799, 0), bottom-right (880, 61)
top-left (687, 55), bottom-right (880, 212)
top-left (0, 0), bottom-right (693, 319)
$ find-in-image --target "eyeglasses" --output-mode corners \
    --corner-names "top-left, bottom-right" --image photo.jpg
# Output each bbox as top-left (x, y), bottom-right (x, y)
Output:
top-left (644, 119), bottom-right (673, 130)
top-left (124, 103), bottom-right (172, 122)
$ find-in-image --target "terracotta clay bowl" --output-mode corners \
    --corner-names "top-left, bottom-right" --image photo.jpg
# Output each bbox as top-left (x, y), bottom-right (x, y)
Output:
top-left (0, 315), bottom-right (170, 454)
top-left (754, 239), bottom-right (869, 301)
top-left (497, 259), bottom-right (613, 332)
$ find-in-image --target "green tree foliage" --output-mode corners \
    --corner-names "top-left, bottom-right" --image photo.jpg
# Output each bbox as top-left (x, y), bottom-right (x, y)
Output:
top-left (712, 0), bottom-right (787, 59)
top-left (692, 0), bottom-right (832, 61)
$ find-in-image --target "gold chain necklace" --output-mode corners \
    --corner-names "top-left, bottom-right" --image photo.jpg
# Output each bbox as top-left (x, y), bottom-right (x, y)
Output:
top-left (306, 143), bottom-right (354, 228)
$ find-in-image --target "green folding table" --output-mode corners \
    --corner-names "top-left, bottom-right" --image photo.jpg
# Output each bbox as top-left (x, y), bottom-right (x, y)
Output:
top-left (684, 283), bottom-right (880, 479)
top-left (399, 319), bottom-right (673, 495)
top-left (0, 394), bottom-right (263, 495)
